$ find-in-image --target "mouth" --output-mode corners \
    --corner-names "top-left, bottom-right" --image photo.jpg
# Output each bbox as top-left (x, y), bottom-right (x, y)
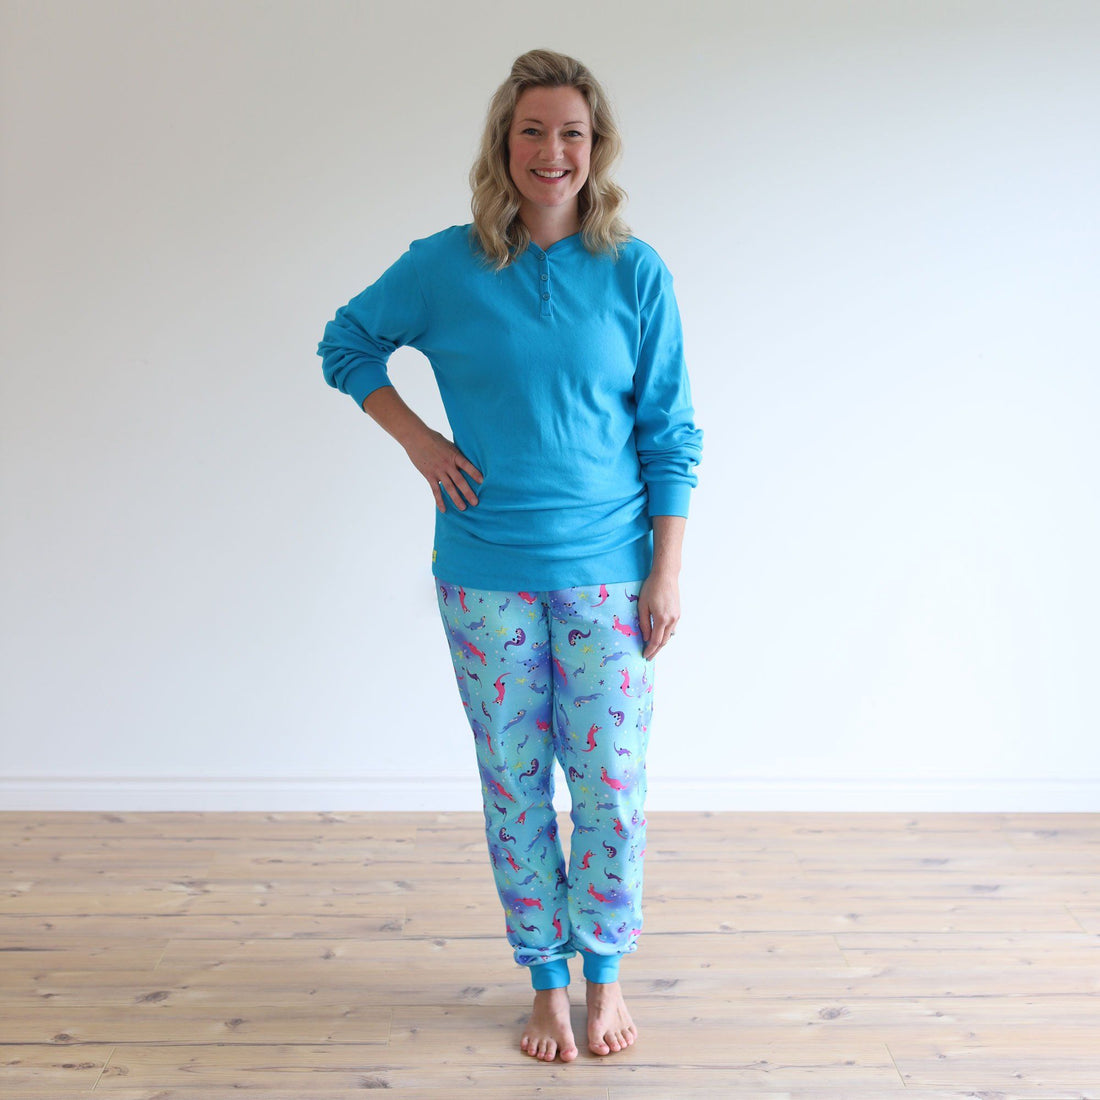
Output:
top-left (532, 169), bottom-right (570, 182)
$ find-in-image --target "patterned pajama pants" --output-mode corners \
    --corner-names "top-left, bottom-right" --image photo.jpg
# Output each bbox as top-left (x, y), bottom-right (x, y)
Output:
top-left (435, 578), bottom-right (654, 990)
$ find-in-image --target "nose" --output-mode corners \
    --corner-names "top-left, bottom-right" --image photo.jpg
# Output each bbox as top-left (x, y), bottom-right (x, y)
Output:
top-left (539, 133), bottom-right (565, 161)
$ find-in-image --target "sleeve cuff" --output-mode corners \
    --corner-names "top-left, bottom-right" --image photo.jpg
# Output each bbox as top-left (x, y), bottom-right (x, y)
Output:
top-left (647, 482), bottom-right (692, 518)
top-left (347, 368), bottom-right (394, 411)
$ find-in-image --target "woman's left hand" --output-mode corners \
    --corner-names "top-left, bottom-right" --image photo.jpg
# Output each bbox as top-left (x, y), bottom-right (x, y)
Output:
top-left (637, 568), bottom-right (680, 661)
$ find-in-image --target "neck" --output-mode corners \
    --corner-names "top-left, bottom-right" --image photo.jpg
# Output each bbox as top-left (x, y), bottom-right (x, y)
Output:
top-left (520, 203), bottom-right (581, 251)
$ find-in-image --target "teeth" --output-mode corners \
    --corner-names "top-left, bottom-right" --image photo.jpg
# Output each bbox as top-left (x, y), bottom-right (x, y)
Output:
top-left (534, 169), bottom-right (567, 178)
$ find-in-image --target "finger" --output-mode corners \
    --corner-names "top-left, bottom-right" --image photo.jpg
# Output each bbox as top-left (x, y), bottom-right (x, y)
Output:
top-left (432, 481), bottom-right (447, 513)
top-left (646, 619), bottom-right (676, 660)
top-left (440, 474), bottom-right (468, 511)
top-left (457, 455), bottom-right (485, 485)
top-left (450, 468), bottom-right (479, 507)
top-left (637, 601), bottom-right (651, 644)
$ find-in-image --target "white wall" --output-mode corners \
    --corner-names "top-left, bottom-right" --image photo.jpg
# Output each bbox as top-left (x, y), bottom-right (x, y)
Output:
top-left (2, 0), bottom-right (1097, 811)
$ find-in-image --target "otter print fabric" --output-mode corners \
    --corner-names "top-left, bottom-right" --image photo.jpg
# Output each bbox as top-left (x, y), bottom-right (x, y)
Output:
top-left (435, 579), bottom-right (654, 974)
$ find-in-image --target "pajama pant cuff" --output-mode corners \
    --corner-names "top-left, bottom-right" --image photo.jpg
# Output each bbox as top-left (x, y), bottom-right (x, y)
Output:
top-left (530, 958), bottom-right (571, 990)
top-left (581, 949), bottom-right (621, 984)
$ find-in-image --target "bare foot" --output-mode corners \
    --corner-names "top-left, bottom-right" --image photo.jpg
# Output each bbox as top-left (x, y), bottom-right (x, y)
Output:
top-left (520, 986), bottom-right (578, 1062)
top-left (585, 978), bottom-right (638, 1055)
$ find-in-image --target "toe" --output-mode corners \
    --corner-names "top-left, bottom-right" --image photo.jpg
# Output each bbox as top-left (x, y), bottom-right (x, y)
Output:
top-left (560, 1043), bottom-right (578, 1062)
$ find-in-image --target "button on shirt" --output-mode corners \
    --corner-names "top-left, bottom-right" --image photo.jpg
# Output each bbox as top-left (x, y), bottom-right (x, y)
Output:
top-left (317, 224), bottom-right (703, 591)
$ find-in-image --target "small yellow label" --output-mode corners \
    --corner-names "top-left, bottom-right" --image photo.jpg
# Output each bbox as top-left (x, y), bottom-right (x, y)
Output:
top-left (432, 548), bottom-right (437, 563)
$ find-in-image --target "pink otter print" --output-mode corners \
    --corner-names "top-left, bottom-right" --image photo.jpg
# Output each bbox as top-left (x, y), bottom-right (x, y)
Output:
top-left (435, 579), bottom-right (653, 976)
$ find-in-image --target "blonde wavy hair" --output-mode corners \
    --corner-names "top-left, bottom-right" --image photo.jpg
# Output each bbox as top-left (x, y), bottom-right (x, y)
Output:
top-left (469, 49), bottom-right (631, 270)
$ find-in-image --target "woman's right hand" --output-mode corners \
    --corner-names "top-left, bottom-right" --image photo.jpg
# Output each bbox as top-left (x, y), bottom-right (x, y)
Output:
top-left (403, 425), bottom-right (484, 513)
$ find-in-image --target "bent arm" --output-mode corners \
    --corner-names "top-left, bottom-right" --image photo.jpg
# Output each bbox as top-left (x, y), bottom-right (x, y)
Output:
top-left (362, 384), bottom-right (429, 449)
top-left (363, 385), bottom-right (483, 513)
top-left (317, 248), bottom-right (429, 410)
top-left (317, 249), bottom-right (480, 512)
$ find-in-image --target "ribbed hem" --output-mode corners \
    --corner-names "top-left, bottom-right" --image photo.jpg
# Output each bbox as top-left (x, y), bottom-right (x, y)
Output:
top-left (348, 374), bottom-right (393, 412)
top-left (581, 949), bottom-right (621, 984)
top-left (530, 958), bottom-right (571, 990)
top-left (432, 529), bottom-right (652, 593)
top-left (646, 481), bottom-right (692, 517)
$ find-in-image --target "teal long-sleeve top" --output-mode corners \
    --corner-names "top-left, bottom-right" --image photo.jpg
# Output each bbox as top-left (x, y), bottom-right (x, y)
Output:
top-left (317, 224), bottom-right (703, 591)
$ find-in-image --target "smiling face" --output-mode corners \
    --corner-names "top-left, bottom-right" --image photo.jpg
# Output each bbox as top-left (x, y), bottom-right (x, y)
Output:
top-left (507, 85), bottom-right (593, 229)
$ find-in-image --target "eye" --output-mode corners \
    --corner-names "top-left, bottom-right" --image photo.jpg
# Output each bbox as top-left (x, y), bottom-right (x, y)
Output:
top-left (565, 130), bottom-right (586, 138)
top-left (521, 127), bottom-right (540, 136)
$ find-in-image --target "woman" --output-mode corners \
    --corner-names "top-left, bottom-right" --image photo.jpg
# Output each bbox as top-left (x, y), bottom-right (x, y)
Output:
top-left (317, 48), bottom-right (702, 1063)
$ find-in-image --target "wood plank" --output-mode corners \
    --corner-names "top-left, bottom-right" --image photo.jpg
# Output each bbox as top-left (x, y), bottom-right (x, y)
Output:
top-left (0, 811), bottom-right (426, 839)
top-left (8, 960), bottom-right (1095, 1007)
top-left (0, 1003), bottom-right (390, 1044)
top-left (0, 913), bottom-right (408, 938)
top-left (889, 1041), bottom-right (1100, 1089)
top-left (608, 1091), bottom-right (1095, 1100)
top-left (0, 892), bottom-right (406, 916)
top-left (387, 999), bottom-right (1100, 1047)
top-left (637, 897), bottom-right (1084, 933)
top-left (1064, 906), bottom-right (1100, 933)
top-left (42, 1091), bottom-right (609, 1100)
top-left (0, 938), bottom-right (167, 970)
top-left (0, 1043), bottom-right (113, 1092)
top-left (835, 930), bottom-right (1100, 968)
top-left (61, 1090), bottom-right (1095, 1100)
top-left (83, 1039), bottom-right (901, 1088)
top-left (835, 929), bottom-right (1100, 947)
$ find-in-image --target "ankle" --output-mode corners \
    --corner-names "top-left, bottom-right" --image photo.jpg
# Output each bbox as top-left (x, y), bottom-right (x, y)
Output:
top-left (535, 985), bottom-right (569, 1001)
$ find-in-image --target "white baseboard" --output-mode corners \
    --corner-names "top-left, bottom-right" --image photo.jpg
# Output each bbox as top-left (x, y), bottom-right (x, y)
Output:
top-left (0, 774), bottom-right (1096, 812)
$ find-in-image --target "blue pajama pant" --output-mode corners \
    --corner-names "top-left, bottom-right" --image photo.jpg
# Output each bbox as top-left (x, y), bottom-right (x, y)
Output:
top-left (435, 578), bottom-right (654, 990)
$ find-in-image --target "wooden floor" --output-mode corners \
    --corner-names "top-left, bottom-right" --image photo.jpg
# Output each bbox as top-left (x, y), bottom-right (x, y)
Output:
top-left (0, 811), bottom-right (1098, 1098)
